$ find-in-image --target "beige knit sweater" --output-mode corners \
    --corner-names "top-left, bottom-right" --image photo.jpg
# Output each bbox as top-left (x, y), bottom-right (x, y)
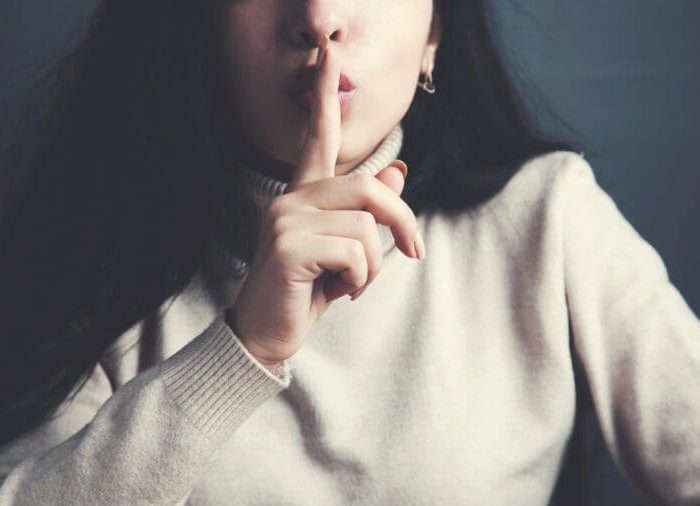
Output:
top-left (1, 123), bottom-right (699, 505)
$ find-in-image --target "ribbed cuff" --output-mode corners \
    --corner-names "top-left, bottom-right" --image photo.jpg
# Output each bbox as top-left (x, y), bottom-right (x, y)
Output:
top-left (159, 316), bottom-right (292, 437)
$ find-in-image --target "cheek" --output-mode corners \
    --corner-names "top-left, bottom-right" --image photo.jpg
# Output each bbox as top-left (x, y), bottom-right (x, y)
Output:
top-left (365, 43), bottom-right (423, 118)
top-left (358, 6), bottom-right (430, 115)
top-left (337, 43), bottom-right (421, 162)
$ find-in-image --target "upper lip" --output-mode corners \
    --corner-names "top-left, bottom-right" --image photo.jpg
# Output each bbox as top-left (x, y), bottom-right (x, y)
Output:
top-left (289, 66), bottom-right (357, 94)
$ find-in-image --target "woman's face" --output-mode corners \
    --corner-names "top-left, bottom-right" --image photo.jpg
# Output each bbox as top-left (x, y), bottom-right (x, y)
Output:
top-left (220, 0), bottom-right (441, 177)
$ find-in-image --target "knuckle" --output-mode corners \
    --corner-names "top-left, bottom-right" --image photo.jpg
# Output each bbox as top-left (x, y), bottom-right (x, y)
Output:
top-left (266, 196), bottom-right (288, 220)
top-left (353, 210), bottom-right (376, 229)
top-left (361, 182), bottom-right (380, 203)
top-left (348, 172), bottom-right (376, 196)
top-left (270, 214), bottom-right (293, 239)
top-left (347, 239), bottom-right (365, 261)
top-left (270, 232), bottom-right (294, 259)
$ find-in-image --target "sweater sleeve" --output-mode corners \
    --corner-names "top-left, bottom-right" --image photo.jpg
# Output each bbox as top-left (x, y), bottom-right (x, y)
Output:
top-left (0, 316), bottom-right (292, 505)
top-left (561, 154), bottom-right (700, 504)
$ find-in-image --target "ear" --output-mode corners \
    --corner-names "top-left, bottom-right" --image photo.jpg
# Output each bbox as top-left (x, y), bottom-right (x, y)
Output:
top-left (428, 9), bottom-right (442, 48)
top-left (423, 10), bottom-right (442, 71)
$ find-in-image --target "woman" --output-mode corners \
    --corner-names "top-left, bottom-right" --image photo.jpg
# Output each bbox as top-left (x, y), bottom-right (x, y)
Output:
top-left (0, 0), bottom-right (698, 504)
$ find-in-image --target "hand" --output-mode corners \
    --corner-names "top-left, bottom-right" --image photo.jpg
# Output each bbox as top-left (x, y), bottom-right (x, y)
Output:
top-left (227, 35), bottom-right (423, 368)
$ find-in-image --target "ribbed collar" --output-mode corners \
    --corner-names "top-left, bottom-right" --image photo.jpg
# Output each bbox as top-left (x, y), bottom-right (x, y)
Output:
top-left (242, 123), bottom-right (404, 198)
top-left (218, 123), bottom-right (404, 277)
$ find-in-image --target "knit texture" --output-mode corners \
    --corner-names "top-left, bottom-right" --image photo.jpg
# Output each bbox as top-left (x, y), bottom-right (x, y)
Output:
top-left (1, 129), bottom-right (699, 505)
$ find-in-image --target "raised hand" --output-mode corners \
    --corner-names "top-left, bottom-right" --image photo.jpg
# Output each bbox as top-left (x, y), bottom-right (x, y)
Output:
top-left (227, 35), bottom-right (423, 369)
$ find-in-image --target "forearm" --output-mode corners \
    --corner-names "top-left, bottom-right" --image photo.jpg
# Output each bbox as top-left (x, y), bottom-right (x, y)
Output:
top-left (0, 317), bottom-right (291, 505)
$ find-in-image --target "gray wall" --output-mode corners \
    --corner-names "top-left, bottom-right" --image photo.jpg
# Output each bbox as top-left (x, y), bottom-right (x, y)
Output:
top-left (2, 1), bottom-right (698, 504)
top-left (0, 0), bottom-right (96, 149)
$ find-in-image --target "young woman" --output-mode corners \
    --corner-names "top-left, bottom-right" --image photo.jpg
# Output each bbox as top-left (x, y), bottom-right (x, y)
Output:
top-left (1, 0), bottom-right (698, 504)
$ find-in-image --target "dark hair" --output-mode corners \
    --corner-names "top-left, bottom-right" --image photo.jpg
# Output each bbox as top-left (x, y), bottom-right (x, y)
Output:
top-left (0, 0), bottom-right (587, 446)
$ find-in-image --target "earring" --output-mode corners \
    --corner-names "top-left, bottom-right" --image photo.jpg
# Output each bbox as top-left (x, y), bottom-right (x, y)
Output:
top-left (417, 61), bottom-right (436, 94)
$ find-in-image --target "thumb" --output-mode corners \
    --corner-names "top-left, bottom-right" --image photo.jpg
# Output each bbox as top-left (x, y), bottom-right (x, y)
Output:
top-left (374, 160), bottom-right (408, 195)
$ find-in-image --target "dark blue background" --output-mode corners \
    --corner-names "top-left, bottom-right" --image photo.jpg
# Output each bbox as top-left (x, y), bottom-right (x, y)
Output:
top-left (2, 2), bottom-right (698, 504)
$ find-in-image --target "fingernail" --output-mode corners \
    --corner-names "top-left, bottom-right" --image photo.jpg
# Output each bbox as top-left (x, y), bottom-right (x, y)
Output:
top-left (350, 285), bottom-right (367, 301)
top-left (390, 159), bottom-right (409, 179)
top-left (413, 231), bottom-right (426, 260)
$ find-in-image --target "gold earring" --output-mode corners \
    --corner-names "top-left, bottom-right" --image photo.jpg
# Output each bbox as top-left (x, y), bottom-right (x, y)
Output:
top-left (418, 61), bottom-right (436, 94)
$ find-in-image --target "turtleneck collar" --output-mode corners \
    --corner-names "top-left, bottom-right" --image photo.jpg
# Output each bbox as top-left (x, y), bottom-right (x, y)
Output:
top-left (241, 123), bottom-right (404, 210)
top-left (217, 123), bottom-right (404, 278)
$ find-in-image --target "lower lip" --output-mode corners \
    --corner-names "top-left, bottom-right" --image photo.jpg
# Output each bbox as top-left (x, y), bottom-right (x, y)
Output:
top-left (292, 89), bottom-right (356, 114)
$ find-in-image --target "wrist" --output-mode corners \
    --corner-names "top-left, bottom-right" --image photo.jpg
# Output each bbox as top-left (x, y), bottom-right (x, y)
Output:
top-left (225, 307), bottom-right (283, 373)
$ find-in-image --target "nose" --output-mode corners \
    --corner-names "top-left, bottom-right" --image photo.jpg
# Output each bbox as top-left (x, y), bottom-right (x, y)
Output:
top-left (289, 1), bottom-right (349, 49)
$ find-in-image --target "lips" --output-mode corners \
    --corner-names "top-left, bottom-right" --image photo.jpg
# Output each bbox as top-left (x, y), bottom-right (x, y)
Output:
top-left (338, 73), bottom-right (356, 92)
top-left (286, 65), bottom-right (357, 114)
top-left (294, 87), bottom-right (355, 114)
top-left (289, 66), bottom-right (357, 95)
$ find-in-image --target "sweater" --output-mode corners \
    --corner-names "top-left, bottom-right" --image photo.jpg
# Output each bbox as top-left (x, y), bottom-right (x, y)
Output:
top-left (1, 122), bottom-right (699, 505)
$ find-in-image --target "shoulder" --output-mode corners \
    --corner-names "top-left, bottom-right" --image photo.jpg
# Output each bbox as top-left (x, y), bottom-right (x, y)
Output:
top-left (459, 149), bottom-right (654, 269)
top-left (423, 150), bottom-right (600, 257)
top-left (480, 150), bottom-right (595, 218)
top-left (442, 150), bottom-right (600, 238)
top-left (519, 149), bottom-right (592, 181)
top-left (517, 149), bottom-right (594, 190)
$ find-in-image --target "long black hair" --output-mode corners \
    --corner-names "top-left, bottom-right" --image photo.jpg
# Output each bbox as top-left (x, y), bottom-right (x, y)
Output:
top-left (0, 0), bottom-right (587, 447)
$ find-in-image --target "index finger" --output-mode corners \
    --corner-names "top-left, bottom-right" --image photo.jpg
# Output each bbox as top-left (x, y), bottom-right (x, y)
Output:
top-left (286, 35), bottom-right (341, 193)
